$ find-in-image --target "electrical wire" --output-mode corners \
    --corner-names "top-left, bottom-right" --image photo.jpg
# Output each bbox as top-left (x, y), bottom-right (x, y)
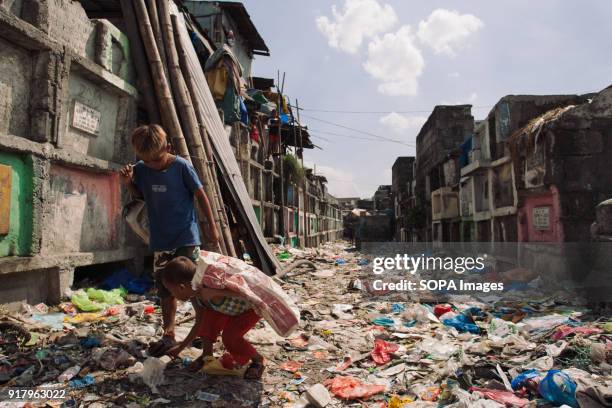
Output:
top-left (300, 114), bottom-right (415, 147)
top-left (292, 105), bottom-right (494, 114)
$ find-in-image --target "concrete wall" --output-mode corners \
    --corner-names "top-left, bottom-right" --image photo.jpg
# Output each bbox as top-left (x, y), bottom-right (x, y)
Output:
top-left (42, 164), bottom-right (122, 254)
top-left (0, 36), bottom-right (33, 138)
top-left (0, 0), bottom-right (141, 306)
top-left (0, 151), bottom-right (35, 256)
top-left (61, 73), bottom-right (120, 161)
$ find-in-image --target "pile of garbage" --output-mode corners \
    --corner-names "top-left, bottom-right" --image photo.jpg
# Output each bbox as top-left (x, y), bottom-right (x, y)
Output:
top-left (0, 243), bottom-right (610, 407)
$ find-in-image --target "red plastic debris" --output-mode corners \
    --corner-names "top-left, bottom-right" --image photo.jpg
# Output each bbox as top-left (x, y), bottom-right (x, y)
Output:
top-left (280, 360), bottom-right (303, 373)
top-left (371, 339), bottom-right (399, 365)
top-left (324, 376), bottom-right (386, 400)
top-left (334, 355), bottom-right (352, 372)
top-left (470, 387), bottom-right (530, 407)
top-left (551, 325), bottom-right (603, 341)
top-left (143, 305), bottom-right (155, 315)
top-left (433, 304), bottom-right (453, 318)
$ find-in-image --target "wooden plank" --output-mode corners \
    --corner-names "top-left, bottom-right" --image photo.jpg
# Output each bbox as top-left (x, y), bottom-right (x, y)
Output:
top-left (0, 164), bottom-right (12, 235)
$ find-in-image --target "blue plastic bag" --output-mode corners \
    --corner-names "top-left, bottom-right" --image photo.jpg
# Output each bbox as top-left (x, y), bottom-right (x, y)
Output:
top-left (69, 374), bottom-right (95, 389)
top-left (538, 370), bottom-right (578, 408)
top-left (102, 268), bottom-right (152, 295)
top-left (391, 303), bottom-right (406, 314)
top-left (442, 313), bottom-right (480, 334)
top-left (511, 369), bottom-right (541, 390)
top-left (372, 316), bottom-right (395, 328)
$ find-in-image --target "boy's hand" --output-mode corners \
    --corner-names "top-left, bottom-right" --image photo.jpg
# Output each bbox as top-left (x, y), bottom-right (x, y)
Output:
top-left (165, 344), bottom-right (184, 358)
top-left (119, 164), bottom-right (134, 186)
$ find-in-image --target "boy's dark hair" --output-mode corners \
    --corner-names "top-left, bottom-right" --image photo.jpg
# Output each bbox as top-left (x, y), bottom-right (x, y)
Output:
top-left (158, 256), bottom-right (196, 285)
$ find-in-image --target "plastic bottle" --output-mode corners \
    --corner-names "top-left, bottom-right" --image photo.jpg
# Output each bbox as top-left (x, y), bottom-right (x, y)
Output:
top-left (58, 365), bottom-right (81, 382)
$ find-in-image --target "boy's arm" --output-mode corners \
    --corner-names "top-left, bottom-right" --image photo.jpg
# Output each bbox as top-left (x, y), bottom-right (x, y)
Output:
top-left (120, 164), bottom-right (143, 199)
top-left (195, 188), bottom-right (220, 243)
top-left (167, 303), bottom-right (205, 357)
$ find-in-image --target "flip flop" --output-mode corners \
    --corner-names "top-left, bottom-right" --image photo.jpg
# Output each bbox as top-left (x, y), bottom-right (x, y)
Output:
top-left (244, 360), bottom-right (265, 380)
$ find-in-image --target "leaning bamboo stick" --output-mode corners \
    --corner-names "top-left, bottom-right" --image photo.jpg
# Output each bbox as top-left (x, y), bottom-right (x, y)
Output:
top-left (148, 0), bottom-right (170, 81)
top-left (133, 0), bottom-right (189, 160)
top-left (118, 0), bottom-right (161, 124)
top-left (158, 1), bottom-right (229, 254)
top-left (172, 14), bottom-right (237, 257)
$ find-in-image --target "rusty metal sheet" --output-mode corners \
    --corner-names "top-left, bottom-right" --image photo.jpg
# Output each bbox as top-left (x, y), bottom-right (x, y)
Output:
top-left (0, 164), bottom-right (12, 235)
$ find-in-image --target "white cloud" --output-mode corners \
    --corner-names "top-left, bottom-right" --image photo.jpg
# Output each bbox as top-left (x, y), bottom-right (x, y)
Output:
top-left (448, 72), bottom-right (460, 78)
top-left (304, 161), bottom-right (363, 197)
top-left (379, 112), bottom-right (427, 133)
top-left (417, 9), bottom-right (483, 57)
top-left (441, 92), bottom-right (478, 105)
top-left (363, 26), bottom-right (425, 96)
top-left (316, 0), bottom-right (397, 54)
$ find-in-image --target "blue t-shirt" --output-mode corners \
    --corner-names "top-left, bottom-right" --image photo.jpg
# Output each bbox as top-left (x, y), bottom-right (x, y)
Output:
top-left (133, 156), bottom-right (203, 251)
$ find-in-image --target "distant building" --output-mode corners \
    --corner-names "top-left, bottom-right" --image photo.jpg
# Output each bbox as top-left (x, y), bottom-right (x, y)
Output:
top-left (415, 105), bottom-right (474, 241)
top-left (391, 157), bottom-right (415, 241)
top-left (509, 88), bottom-right (612, 242)
top-left (373, 185), bottom-right (393, 211)
top-left (459, 94), bottom-right (587, 242)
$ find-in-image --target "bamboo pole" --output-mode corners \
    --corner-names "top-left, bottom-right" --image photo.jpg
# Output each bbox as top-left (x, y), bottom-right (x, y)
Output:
top-left (173, 15), bottom-right (236, 256)
top-left (118, 0), bottom-right (161, 124)
top-left (148, 0), bottom-right (169, 80)
top-left (157, 0), bottom-right (227, 253)
top-left (132, 0), bottom-right (189, 160)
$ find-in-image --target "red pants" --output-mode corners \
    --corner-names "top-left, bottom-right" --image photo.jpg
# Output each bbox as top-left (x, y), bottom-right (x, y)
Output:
top-left (198, 308), bottom-right (260, 365)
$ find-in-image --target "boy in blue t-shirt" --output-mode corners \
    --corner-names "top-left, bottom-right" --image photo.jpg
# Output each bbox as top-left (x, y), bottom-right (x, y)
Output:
top-left (120, 124), bottom-right (219, 356)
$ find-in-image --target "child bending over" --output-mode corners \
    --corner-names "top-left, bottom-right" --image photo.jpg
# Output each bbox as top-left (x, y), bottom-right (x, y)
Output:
top-left (159, 256), bottom-right (265, 380)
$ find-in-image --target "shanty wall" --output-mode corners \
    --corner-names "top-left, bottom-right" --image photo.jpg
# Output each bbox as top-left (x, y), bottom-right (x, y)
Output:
top-left (0, 0), bottom-right (140, 307)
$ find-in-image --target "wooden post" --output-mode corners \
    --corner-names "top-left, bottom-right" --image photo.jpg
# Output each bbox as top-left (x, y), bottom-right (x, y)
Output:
top-left (118, 0), bottom-right (160, 124)
top-left (296, 98), bottom-right (305, 247)
top-left (277, 71), bottom-right (286, 239)
top-left (132, 0), bottom-right (189, 160)
top-left (172, 15), bottom-right (236, 256)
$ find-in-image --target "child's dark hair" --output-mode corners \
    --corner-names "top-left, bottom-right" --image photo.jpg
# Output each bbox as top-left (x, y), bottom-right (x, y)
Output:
top-left (158, 256), bottom-right (196, 285)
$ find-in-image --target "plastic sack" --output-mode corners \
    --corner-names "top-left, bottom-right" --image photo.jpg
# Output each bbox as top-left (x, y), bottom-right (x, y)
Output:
top-left (538, 370), bottom-right (578, 408)
top-left (123, 199), bottom-right (149, 245)
top-left (371, 339), bottom-right (399, 365)
top-left (324, 376), bottom-right (386, 400)
top-left (192, 250), bottom-right (300, 337)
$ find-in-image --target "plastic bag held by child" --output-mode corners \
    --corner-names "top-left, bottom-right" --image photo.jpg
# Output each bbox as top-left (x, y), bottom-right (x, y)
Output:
top-left (192, 250), bottom-right (300, 337)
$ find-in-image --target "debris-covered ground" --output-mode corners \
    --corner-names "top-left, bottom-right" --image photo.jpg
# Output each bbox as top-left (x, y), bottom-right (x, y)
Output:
top-left (1, 242), bottom-right (611, 407)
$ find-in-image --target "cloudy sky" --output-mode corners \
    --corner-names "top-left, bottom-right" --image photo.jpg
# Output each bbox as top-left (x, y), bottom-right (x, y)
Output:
top-left (240, 0), bottom-right (612, 198)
